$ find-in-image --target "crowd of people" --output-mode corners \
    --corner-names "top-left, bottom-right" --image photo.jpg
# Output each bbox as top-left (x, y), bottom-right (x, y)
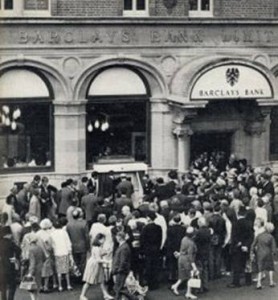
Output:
top-left (0, 151), bottom-right (278, 300)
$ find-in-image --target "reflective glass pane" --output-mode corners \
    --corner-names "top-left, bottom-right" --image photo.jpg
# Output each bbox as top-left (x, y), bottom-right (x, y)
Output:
top-left (0, 103), bottom-right (52, 169)
top-left (136, 0), bottom-right (145, 10)
top-left (124, 0), bottom-right (132, 10)
top-left (201, 0), bottom-right (210, 11)
top-left (4, 0), bottom-right (13, 10)
top-left (189, 0), bottom-right (198, 11)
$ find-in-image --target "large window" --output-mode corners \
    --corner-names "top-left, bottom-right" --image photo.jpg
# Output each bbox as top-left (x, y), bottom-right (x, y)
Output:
top-left (123, 0), bottom-right (148, 16)
top-left (0, 68), bottom-right (53, 172)
top-left (270, 107), bottom-right (278, 161)
top-left (86, 67), bottom-right (149, 169)
top-left (189, 0), bottom-right (213, 17)
top-left (0, 0), bottom-right (50, 17)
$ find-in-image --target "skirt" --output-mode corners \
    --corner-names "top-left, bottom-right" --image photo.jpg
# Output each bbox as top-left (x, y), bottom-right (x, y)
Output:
top-left (83, 257), bottom-right (104, 285)
top-left (42, 257), bottom-right (54, 277)
top-left (55, 255), bottom-right (70, 274)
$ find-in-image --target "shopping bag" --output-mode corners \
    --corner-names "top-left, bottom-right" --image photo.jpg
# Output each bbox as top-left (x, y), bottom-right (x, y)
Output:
top-left (19, 276), bottom-right (38, 291)
top-left (187, 277), bottom-right (201, 288)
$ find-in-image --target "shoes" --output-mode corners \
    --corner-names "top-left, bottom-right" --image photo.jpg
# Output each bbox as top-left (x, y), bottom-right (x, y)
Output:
top-left (58, 287), bottom-right (63, 292)
top-left (104, 294), bottom-right (114, 300)
top-left (227, 284), bottom-right (241, 288)
top-left (80, 296), bottom-right (88, 300)
top-left (270, 283), bottom-right (276, 288)
top-left (256, 285), bottom-right (262, 290)
top-left (185, 293), bottom-right (198, 299)
top-left (170, 285), bottom-right (179, 296)
top-left (67, 286), bottom-right (73, 291)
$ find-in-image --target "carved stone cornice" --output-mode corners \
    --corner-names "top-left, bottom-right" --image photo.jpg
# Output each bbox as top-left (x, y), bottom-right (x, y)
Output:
top-left (172, 107), bottom-right (198, 125)
top-left (173, 126), bottom-right (193, 138)
top-left (244, 121), bottom-right (265, 136)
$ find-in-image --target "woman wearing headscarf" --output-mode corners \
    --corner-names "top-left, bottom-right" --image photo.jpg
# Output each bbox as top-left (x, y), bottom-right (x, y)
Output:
top-left (171, 226), bottom-right (199, 299)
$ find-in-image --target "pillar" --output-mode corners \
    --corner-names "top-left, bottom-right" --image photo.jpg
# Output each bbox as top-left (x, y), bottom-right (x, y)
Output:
top-left (54, 100), bottom-right (87, 175)
top-left (173, 125), bottom-right (193, 173)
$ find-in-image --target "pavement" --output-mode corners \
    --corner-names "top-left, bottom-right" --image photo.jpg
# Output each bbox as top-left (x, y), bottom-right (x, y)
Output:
top-left (15, 269), bottom-right (278, 300)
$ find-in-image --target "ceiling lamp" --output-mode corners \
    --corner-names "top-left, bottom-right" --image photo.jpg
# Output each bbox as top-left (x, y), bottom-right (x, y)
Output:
top-left (94, 119), bottom-right (100, 129)
top-left (87, 122), bottom-right (93, 132)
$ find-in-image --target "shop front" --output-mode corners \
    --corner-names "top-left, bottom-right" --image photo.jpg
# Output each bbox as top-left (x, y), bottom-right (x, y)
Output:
top-left (0, 19), bottom-right (278, 204)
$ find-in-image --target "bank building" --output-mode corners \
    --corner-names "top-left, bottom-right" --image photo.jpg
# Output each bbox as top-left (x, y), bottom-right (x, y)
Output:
top-left (0, 0), bottom-right (278, 203)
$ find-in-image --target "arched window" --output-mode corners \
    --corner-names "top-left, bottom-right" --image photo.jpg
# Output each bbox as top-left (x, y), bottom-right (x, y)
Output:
top-left (86, 67), bottom-right (150, 169)
top-left (0, 68), bottom-right (53, 172)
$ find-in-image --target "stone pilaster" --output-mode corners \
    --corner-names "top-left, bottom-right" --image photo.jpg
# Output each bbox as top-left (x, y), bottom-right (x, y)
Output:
top-left (54, 100), bottom-right (87, 174)
top-left (173, 125), bottom-right (193, 173)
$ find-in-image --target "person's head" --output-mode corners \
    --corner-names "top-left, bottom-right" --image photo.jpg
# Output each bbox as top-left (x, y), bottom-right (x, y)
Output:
top-left (188, 208), bottom-right (196, 218)
top-left (156, 177), bottom-right (164, 185)
top-left (97, 214), bottom-right (107, 224)
top-left (172, 214), bottom-right (181, 224)
top-left (168, 170), bottom-right (178, 180)
top-left (265, 222), bottom-right (274, 233)
top-left (197, 215), bottom-right (207, 227)
top-left (249, 187), bottom-right (258, 197)
top-left (6, 194), bottom-right (15, 205)
top-left (60, 217), bottom-right (68, 227)
top-left (91, 171), bottom-right (99, 179)
top-left (41, 176), bottom-right (49, 186)
top-left (108, 215), bottom-right (117, 226)
top-left (120, 173), bottom-right (127, 180)
top-left (238, 205), bottom-right (246, 217)
top-left (92, 233), bottom-right (106, 246)
top-left (122, 205), bottom-right (131, 216)
top-left (53, 219), bottom-right (62, 229)
top-left (32, 188), bottom-right (41, 197)
top-left (66, 178), bottom-right (73, 187)
top-left (40, 218), bottom-right (53, 230)
top-left (186, 226), bottom-right (195, 238)
top-left (132, 210), bottom-right (141, 219)
top-left (81, 176), bottom-right (88, 184)
top-left (160, 200), bottom-right (169, 210)
top-left (213, 203), bottom-right (222, 213)
top-left (146, 211), bottom-right (157, 222)
top-left (31, 222), bottom-right (40, 233)
top-left (72, 208), bottom-right (81, 220)
top-left (33, 175), bottom-right (41, 184)
top-left (149, 202), bottom-right (159, 213)
top-left (115, 231), bottom-right (126, 244)
top-left (257, 198), bottom-right (264, 208)
top-left (260, 173), bottom-right (268, 184)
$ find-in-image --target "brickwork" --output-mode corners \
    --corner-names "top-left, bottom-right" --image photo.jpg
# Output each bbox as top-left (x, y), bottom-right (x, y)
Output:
top-left (51, 0), bottom-right (276, 18)
top-left (218, 0), bottom-right (275, 18)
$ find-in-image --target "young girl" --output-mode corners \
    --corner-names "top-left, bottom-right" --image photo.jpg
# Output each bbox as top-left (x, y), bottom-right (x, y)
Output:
top-left (252, 222), bottom-right (276, 289)
top-left (80, 233), bottom-right (113, 300)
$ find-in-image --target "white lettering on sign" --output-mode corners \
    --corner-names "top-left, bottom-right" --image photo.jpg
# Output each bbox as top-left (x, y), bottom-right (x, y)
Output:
top-left (191, 64), bottom-right (272, 100)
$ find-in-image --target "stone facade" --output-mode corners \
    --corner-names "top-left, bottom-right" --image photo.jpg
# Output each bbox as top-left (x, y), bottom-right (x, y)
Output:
top-left (0, 1), bottom-right (278, 205)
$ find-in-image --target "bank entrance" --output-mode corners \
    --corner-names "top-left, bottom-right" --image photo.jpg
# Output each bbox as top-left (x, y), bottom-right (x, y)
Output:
top-left (191, 132), bottom-right (233, 162)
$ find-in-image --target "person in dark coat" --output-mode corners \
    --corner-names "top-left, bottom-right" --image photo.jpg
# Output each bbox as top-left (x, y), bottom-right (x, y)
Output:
top-left (116, 174), bottom-right (134, 198)
top-left (114, 188), bottom-right (133, 218)
top-left (0, 226), bottom-right (21, 300)
top-left (81, 191), bottom-right (99, 229)
top-left (58, 179), bottom-right (74, 217)
top-left (140, 211), bottom-right (162, 290)
top-left (112, 231), bottom-right (131, 300)
top-left (166, 215), bottom-right (186, 281)
top-left (258, 173), bottom-right (275, 200)
top-left (208, 203), bottom-right (226, 279)
top-left (195, 217), bottom-right (212, 293)
top-left (228, 206), bottom-right (254, 288)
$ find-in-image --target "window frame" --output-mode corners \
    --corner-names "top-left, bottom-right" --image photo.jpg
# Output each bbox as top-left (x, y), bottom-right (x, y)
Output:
top-left (0, 0), bottom-right (51, 17)
top-left (189, 0), bottom-right (213, 18)
top-left (123, 0), bottom-right (149, 17)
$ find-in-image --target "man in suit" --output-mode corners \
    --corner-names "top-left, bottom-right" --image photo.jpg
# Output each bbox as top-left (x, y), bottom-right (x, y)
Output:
top-left (258, 173), bottom-right (274, 199)
top-left (58, 179), bottom-right (74, 217)
top-left (140, 211), bottom-right (162, 290)
top-left (114, 188), bottom-right (133, 217)
top-left (228, 205), bottom-right (254, 288)
top-left (112, 231), bottom-right (131, 300)
top-left (81, 190), bottom-right (98, 229)
top-left (87, 171), bottom-right (100, 196)
top-left (116, 173), bottom-right (134, 198)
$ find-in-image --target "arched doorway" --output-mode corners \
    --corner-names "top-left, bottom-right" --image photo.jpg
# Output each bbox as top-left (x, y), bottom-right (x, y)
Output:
top-left (0, 67), bottom-right (54, 172)
top-left (86, 66), bottom-right (150, 170)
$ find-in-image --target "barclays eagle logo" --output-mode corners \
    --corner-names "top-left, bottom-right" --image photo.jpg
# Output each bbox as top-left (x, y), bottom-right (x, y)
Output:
top-left (226, 68), bottom-right (240, 86)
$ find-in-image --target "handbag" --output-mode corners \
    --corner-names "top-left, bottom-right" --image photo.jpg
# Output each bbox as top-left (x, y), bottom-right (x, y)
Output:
top-left (19, 276), bottom-right (38, 291)
top-left (187, 271), bottom-right (201, 289)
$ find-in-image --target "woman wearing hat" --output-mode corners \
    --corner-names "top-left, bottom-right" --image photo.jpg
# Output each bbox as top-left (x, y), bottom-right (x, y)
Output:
top-left (37, 219), bottom-right (57, 292)
top-left (171, 226), bottom-right (199, 299)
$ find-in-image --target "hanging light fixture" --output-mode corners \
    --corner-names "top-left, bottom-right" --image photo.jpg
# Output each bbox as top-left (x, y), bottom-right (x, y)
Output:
top-left (94, 119), bottom-right (100, 129)
top-left (2, 105), bottom-right (9, 115)
top-left (11, 121), bottom-right (17, 131)
top-left (87, 122), bottom-right (93, 132)
top-left (5, 117), bottom-right (11, 126)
